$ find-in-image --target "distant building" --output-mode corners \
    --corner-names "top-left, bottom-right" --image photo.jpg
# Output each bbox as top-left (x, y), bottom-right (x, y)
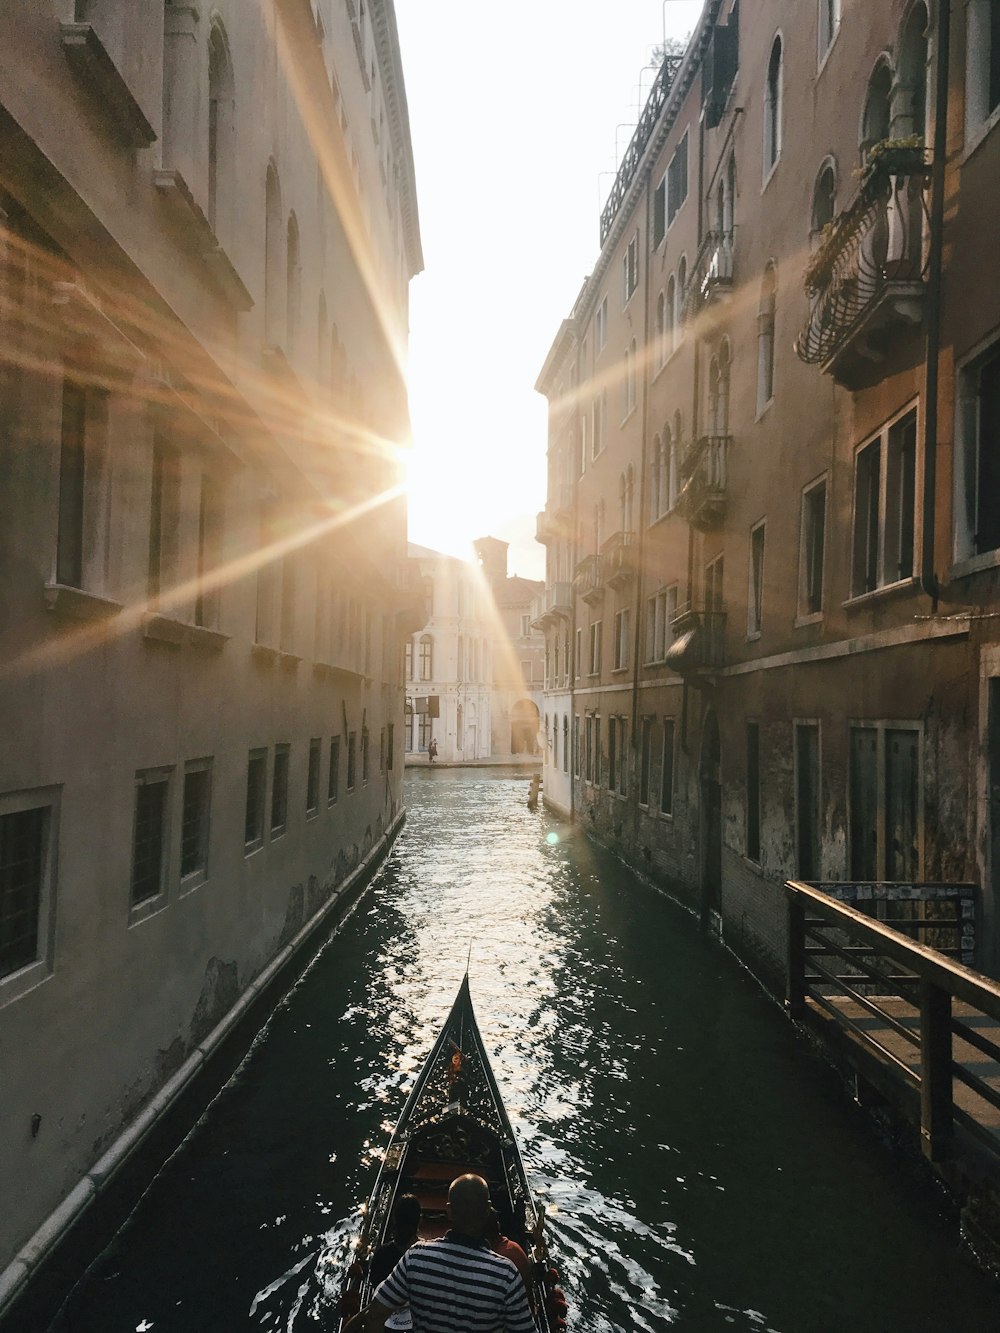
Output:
top-left (0, 0), bottom-right (421, 1306)
top-left (405, 540), bottom-right (543, 764)
top-left (535, 1), bottom-right (1000, 979)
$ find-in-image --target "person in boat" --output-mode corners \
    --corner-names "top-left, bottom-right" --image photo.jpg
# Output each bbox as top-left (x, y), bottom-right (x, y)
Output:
top-left (484, 1206), bottom-right (531, 1294)
top-left (343, 1174), bottom-right (537, 1332)
top-left (370, 1194), bottom-right (422, 1288)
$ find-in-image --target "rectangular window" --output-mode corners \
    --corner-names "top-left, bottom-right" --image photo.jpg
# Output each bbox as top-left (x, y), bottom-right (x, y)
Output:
top-left (799, 480), bottom-right (826, 616)
top-left (849, 723), bottom-right (921, 880)
top-left (623, 231), bottom-right (639, 303)
top-left (615, 718), bottom-right (627, 796)
top-left (347, 732), bottom-right (357, 790)
top-left (584, 714), bottom-right (594, 783)
top-left (592, 394), bottom-right (606, 458)
top-left (595, 296), bottom-right (608, 352)
top-left (852, 440), bottom-right (881, 595)
top-left (608, 717), bottom-right (617, 791)
top-left (885, 413), bottom-right (916, 582)
top-left (653, 176), bottom-right (666, 248)
top-left (849, 727), bottom-right (878, 878)
top-left (271, 744), bottom-right (289, 836)
top-left (362, 727), bottom-right (370, 783)
top-left (748, 521), bottom-right (765, 636)
top-left (245, 749), bottom-right (267, 849)
top-left (0, 804), bottom-right (48, 980)
top-left (573, 715), bottom-right (581, 777)
top-left (667, 132), bottom-right (689, 226)
top-left (194, 473), bottom-right (221, 629)
top-left (795, 724), bottom-right (820, 879)
top-left (180, 762), bottom-right (211, 882)
top-left (589, 620), bottom-right (602, 675)
top-left (746, 722), bottom-right (761, 862)
top-left (306, 738), bottom-right (321, 815)
top-left (640, 717), bottom-right (653, 806)
top-left (660, 719), bottom-right (675, 815)
top-left (328, 735), bottom-right (341, 804)
top-left (594, 715), bottom-right (602, 787)
top-left (132, 770), bottom-right (170, 905)
top-left (967, 343), bottom-right (1000, 555)
top-left (149, 433), bottom-right (181, 606)
top-left (563, 716), bottom-right (570, 774)
top-left (613, 607), bottom-right (630, 670)
top-left (56, 379), bottom-right (87, 588)
top-left (851, 409), bottom-right (917, 595)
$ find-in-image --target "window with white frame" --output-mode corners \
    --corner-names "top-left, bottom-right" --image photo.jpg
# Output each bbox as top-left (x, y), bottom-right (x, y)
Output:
top-left (592, 392), bottom-right (606, 458)
top-left (608, 716), bottom-right (627, 796)
top-left (849, 723), bottom-right (921, 879)
top-left (964, 0), bottom-right (1000, 141)
top-left (851, 408), bottom-right (917, 596)
top-left (419, 633), bottom-right (433, 680)
top-left (245, 749), bottom-right (267, 850)
top-left (613, 606), bottom-right (630, 670)
top-left (584, 713), bottom-right (594, 782)
top-left (955, 341), bottom-right (1000, 560)
top-left (0, 790), bottom-right (58, 994)
top-left (667, 132), bottom-right (689, 226)
top-left (799, 478), bottom-right (827, 616)
top-left (575, 627), bottom-right (582, 678)
top-left (748, 521), bottom-right (765, 637)
top-left (646, 584), bottom-right (678, 663)
top-left (623, 231), bottom-right (639, 304)
top-left (763, 35), bottom-right (783, 176)
top-left (589, 620), bottom-right (602, 675)
top-left (595, 296), bottom-right (607, 352)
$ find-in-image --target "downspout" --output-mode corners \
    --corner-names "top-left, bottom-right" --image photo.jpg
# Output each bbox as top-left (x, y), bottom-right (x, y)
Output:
top-left (919, 0), bottom-right (951, 607)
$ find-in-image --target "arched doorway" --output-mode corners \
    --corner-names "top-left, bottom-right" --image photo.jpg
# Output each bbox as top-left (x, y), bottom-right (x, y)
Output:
top-left (510, 699), bottom-right (540, 755)
top-left (699, 709), bottom-right (722, 926)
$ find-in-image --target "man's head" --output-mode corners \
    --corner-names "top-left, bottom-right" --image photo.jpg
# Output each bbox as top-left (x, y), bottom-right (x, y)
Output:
top-left (392, 1193), bottom-right (421, 1241)
top-left (446, 1174), bottom-right (491, 1237)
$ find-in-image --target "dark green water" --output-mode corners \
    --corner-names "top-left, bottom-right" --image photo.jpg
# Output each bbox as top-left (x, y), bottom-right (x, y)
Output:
top-left (42, 769), bottom-right (998, 1331)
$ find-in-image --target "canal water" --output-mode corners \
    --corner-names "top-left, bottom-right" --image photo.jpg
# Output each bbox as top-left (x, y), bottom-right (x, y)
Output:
top-left (40, 769), bottom-right (998, 1331)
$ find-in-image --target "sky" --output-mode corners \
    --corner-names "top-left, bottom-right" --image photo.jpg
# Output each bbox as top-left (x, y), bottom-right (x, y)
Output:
top-left (394, 1), bottom-right (704, 580)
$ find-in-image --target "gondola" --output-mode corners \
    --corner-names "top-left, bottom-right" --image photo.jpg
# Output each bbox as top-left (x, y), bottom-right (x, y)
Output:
top-left (339, 976), bottom-right (567, 1330)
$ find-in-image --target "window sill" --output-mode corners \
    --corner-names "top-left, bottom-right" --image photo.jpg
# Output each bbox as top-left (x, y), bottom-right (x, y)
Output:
top-left (620, 406), bottom-right (637, 427)
top-left (611, 666), bottom-right (630, 675)
top-left (60, 23), bottom-right (156, 148)
top-left (128, 893), bottom-right (167, 927)
top-left (0, 957), bottom-right (51, 1009)
top-left (951, 549), bottom-right (1000, 580)
top-left (45, 583), bottom-right (123, 622)
top-left (187, 623), bottom-right (228, 651)
top-left (279, 651), bottom-right (302, 671)
top-left (963, 102), bottom-right (1000, 165)
top-left (754, 396), bottom-right (774, 423)
top-left (842, 577), bottom-right (918, 610)
top-left (244, 839), bottom-right (265, 858)
top-left (179, 870), bottom-right (207, 897)
top-left (270, 825), bottom-right (287, 841)
top-left (251, 642), bottom-right (281, 666)
top-left (746, 629), bottom-right (762, 642)
top-left (761, 157), bottom-right (781, 193)
top-left (794, 611), bottom-right (824, 628)
top-left (657, 810), bottom-right (674, 822)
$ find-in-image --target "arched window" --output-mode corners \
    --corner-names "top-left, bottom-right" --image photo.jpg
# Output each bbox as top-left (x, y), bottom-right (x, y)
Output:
top-left (757, 266), bottom-right (776, 410)
top-left (665, 275), bottom-right (676, 354)
top-left (264, 164), bottom-right (283, 345)
top-left (861, 60), bottom-right (893, 159)
top-left (207, 22), bottom-right (234, 239)
top-left (419, 633), bottom-right (433, 680)
top-left (812, 162), bottom-right (837, 234)
top-left (650, 433), bottom-right (663, 521)
top-left (655, 292), bottom-right (665, 368)
top-left (675, 257), bottom-right (687, 347)
top-left (668, 426), bottom-right (680, 510)
top-left (286, 213), bottom-right (301, 356)
top-left (622, 464), bottom-right (635, 533)
top-left (764, 36), bottom-right (783, 176)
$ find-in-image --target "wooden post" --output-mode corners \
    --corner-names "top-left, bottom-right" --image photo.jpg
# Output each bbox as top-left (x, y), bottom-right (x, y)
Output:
top-left (919, 979), bottom-right (953, 1161)
top-left (786, 886), bottom-right (806, 1019)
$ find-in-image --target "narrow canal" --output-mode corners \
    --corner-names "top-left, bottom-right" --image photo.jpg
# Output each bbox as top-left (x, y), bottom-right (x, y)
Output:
top-left (40, 770), bottom-right (998, 1331)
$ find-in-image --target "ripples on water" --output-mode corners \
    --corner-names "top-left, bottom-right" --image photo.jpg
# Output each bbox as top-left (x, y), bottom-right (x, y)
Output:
top-left (47, 770), bottom-right (998, 1332)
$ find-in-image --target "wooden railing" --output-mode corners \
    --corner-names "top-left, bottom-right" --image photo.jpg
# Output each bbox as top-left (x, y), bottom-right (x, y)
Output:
top-left (785, 879), bottom-right (999, 1163)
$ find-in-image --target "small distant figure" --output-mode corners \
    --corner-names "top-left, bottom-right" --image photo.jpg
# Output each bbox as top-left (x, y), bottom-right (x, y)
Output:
top-left (527, 774), bottom-right (541, 811)
top-left (428, 739), bottom-right (438, 763)
top-left (370, 1194), bottom-right (422, 1288)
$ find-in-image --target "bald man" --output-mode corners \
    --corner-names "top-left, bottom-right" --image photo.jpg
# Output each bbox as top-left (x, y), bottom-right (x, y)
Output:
top-left (343, 1174), bottom-right (537, 1332)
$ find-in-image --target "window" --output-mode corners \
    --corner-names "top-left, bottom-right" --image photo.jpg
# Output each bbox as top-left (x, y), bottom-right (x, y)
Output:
top-left (608, 717), bottom-right (627, 796)
top-left (799, 479), bottom-right (827, 616)
top-left (795, 724), bottom-right (821, 879)
top-left (746, 722), bottom-right (761, 862)
top-left (245, 749), bottom-right (267, 850)
top-left (286, 213), bottom-right (301, 356)
top-left (0, 798), bottom-right (55, 986)
top-left (861, 62), bottom-right (893, 159)
top-left (573, 715), bottom-right (581, 777)
top-left (271, 744), bottom-right (289, 836)
top-left (347, 732), bottom-right (357, 789)
top-left (665, 276), bottom-right (676, 356)
top-left (404, 639), bottom-right (413, 680)
top-left (328, 735), bottom-right (341, 803)
top-left (562, 716), bottom-right (569, 773)
top-left (851, 409), bottom-right (917, 595)
top-left (748, 521), bottom-right (765, 637)
top-left (148, 432), bottom-right (181, 607)
top-left (362, 727), bottom-right (370, 783)
top-left (757, 264), bottom-right (776, 410)
top-left (818, 0), bottom-right (840, 61)
top-left (655, 294), bottom-right (666, 369)
top-left (585, 714), bottom-right (594, 783)
top-left (589, 620), bottom-right (602, 675)
top-left (520, 614), bottom-right (530, 637)
top-left (595, 296), bottom-right (607, 352)
top-left (418, 634), bottom-right (433, 680)
top-left (207, 22), bottom-right (234, 239)
top-left (264, 163), bottom-right (284, 345)
top-left (417, 713), bottom-right (431, 752)
top-left (132, 769), bottom-right (170, 904)
top-left (646, 585), bottom-right (677, 664)
top-left (675, 258), bottom-right (687, 348)
top-left (623, 231), bottom-right (639, 303)
top-left (812, 163), bottom-right (836, 235)
top-left (613, 607), bottom-right (630, 670)
top-left (575, 627), bottom-right (582, 679)
top-left (306, 739), bottom-right (321, 815)
top-left (594, 715), bottom-right (602, 786)
top-left (194, 473), bottom-right (221, 629)
top-left (763, 36), bottom-right (783, 176)
top-left (653, 176), bottom-right (666, 248)
top-left (660, 719), bottom-right (676, 815)
top-left (280, 555), bottom-right (297, 654)
top-left (56, 379), bottom-right (108, 592)
top-left (849, 724), bottom-right (921, 879)
top-left (957, 343), bottom-right (1000, 559)
top-left (180, 761), bottom-right (211, 882)
top-left (965, 0), bottom-right (1000, 140)
top-left (667, 132), bottom-right (689, 226)
top-left (639, 717), bottom-right (653, 806)
top-left (592, 391), bottom-right (606, 456)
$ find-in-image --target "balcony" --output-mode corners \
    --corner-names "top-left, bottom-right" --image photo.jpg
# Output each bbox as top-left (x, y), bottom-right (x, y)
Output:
top-left (601, 530), bottom-right (637, 590)
top-left (683, 229), bottom-right (734, 325)
top-left (535, 510), bottom-right (552, 545)
top-left (666, 603), bottom-right (726, 672)
top-left (533, 582), bottom-right (574, 630)
top-left (677, 435), bottom-right (730, 531)
top-left (795, 144), bottom-right (931, 389)
top-left (573, 553), bottom-right (604, 606)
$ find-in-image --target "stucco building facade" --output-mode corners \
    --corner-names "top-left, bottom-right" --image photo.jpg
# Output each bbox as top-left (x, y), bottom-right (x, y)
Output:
top-left (0, 0), bottom-right (421, 1307)
top-left (536, 0), bottom-right (1000, 982)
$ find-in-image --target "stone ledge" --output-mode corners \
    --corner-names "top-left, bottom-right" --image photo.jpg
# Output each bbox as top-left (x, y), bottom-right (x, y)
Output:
top-left (60, 24), bottom-right (156, 148)
top-left (142, 613), bottom-right (229, 651)
top-left (44, 584), bottom-right (123, 622)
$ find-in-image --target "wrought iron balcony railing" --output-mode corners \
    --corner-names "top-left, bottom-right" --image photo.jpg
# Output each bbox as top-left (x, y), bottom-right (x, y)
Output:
top-left (600, 54), bottom-right (683, 245)
top-left (601, 530), bottom-right (636, 589)
top-left (573, 553), bottom-right (604, 605)
top-left (683, 229), bottom-right (734, 322)
top-left (795, 146), bottom-right (931, 388)
top-left (666, 603), bottom-right (726, 671)
top-left (677, 434), bottom-right (730, 531)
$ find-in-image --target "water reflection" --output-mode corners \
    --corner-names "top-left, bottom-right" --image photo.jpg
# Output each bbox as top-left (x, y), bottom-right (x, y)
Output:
top-left (43, 769), bottom-right (998, 1332)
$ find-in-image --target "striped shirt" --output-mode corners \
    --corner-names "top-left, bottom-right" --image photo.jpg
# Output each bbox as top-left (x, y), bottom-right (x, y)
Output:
top-left (374, 1232), bottom-right (537, 1333)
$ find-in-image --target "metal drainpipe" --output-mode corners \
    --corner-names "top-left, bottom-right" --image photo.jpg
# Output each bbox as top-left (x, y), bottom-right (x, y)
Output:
top-left (920, 0), bottom-right (951, 607)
